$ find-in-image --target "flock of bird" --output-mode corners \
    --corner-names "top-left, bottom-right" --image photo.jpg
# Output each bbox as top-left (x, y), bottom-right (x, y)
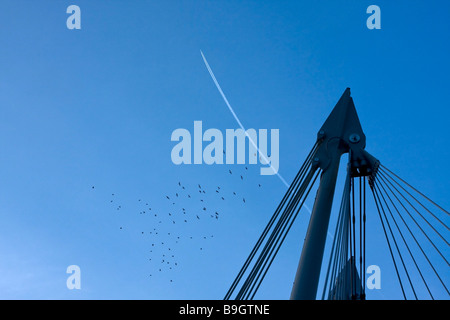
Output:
top-left (92, 165), bottom-right (264, 284)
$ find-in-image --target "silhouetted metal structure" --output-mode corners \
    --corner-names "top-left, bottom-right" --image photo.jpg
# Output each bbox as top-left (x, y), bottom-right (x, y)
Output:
top-left (290, 88), bottom-right (378, 300)
top-left (225, 88), bottom-right (449, 300)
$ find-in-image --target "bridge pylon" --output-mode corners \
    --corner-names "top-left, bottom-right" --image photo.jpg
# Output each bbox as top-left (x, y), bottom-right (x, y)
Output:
top-left (290, 88), bottom-right (378, 300)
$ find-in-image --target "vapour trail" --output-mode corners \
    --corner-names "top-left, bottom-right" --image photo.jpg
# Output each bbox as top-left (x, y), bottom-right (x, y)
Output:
top-left (200, 50), bottom-right (288, 186)
top-left (200, 51), bottom-right (316, 217)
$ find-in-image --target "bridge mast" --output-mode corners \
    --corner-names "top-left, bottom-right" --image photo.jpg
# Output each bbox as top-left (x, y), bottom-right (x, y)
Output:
top-left (290, 88), bottom-right (377, 300)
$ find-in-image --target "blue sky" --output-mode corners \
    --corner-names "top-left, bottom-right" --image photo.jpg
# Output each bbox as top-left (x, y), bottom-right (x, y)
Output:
top-left (0, 1), bottom-right (449, 300)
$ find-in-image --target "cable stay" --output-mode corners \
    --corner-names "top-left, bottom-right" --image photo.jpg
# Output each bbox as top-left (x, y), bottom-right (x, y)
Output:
top-left (368, 165), bottom-right (449, 299)
top-left (323, 158), bottom-right (368, 300)
top-left (374, 177), bottom-right (434, 298)
top-left (377, 170), bottom-right (449, 265)
top-left (224, 142), bottom-right (321, 300)
top-left (380, 165), bottom-right (450, 217)
top-left (379, 167), bottom-right (449, 236)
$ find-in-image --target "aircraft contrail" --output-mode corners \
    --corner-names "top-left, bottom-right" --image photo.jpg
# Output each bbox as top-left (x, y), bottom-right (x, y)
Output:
top-left (200, 50), bottom-right (290, 187)
top-left (200, 50), bottom-right (335, 237)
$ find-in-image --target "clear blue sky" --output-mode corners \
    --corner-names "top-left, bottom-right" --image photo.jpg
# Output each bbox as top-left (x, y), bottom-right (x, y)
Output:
top-left (0, 1), bottom-right (448, 300)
